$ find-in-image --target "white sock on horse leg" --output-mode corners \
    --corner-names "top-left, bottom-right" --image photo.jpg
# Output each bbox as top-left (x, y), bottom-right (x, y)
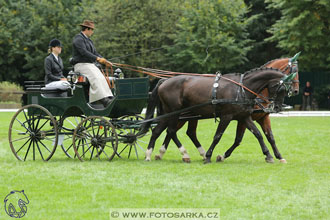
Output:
top-left (179, 146), bottom-right (190, 159)
top-left (197, 146), bottom-right (206, 159)
top-left (145, 148), bottom-right (153, 161)
top-left (158, 145), bottom-right (166, 159)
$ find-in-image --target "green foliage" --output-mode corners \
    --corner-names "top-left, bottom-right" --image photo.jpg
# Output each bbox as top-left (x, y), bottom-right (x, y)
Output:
top-left (0, 81), bottom-right (23, 103)
top-left (85, 0), bottom-right (184, 77)
top-left (0, 0), bottom-right (89, 83)
top-left (1, 0), bottom-right (329, 84)
top-left (314, 84), bottom-right (330, 109)
top-left (266, 0), bottom-right (330, 71)
top-left (166, 0), bottom-right (252, 73)
top-left (243, 0), bottom-right (283, 70)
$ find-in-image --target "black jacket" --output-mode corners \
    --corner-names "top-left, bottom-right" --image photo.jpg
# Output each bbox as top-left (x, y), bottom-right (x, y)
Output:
top-left (72, 32), bottom-right (102, 65)
top-left (44, 53), bottom-right (64, 84)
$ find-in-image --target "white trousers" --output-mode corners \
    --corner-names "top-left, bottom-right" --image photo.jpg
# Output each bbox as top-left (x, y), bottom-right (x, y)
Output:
top-left (74, 63), bottom-right (113, 103)
top-left (45, 81), bottom-right (71, 90)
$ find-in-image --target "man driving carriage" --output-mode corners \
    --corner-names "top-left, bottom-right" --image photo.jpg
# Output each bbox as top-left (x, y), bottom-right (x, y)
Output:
top-left (71, 20), bottom-right (114, 107)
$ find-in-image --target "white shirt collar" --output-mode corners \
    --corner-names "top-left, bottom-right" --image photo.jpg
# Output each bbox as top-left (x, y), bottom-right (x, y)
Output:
top-left (52, 53), bottom-right (59, 61)
top-left (81, 32), bottom-right (89, 39)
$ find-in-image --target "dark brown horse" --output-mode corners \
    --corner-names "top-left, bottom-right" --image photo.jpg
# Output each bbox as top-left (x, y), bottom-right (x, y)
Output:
top-left (149, 53), bottom-right (300, 163)
top-left (141, 68), bottom-right (297, 163)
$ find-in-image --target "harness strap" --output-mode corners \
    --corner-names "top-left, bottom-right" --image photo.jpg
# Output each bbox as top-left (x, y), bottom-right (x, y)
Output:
top-left (235, 74), bottom-right (246, 101)
top-left (139, 98), bottom-right (256, 125)
top-left (212, 72), bottom-right (222, 122)
top-left (220, 75), bottom-right (271, 104)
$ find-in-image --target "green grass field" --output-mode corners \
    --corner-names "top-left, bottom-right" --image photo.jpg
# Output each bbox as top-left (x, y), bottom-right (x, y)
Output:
top-left (0, 112), bottom-right (329, 219)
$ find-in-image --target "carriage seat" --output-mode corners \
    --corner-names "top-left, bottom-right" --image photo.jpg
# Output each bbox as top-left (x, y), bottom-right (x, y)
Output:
top-left (41, 87), bottom-right (69, 98)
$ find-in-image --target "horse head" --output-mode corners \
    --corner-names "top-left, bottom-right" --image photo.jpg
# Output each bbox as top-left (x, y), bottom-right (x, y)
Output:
top-left (264, 52), bottom-right (301, 95)
top-left (267, 71), bottom-right (297, 112)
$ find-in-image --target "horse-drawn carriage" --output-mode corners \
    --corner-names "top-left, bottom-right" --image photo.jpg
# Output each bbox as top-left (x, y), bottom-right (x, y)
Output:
top-left (8, 71), bottom-right (150, 161)
top-left (8, 52), bottom-right (300, 163)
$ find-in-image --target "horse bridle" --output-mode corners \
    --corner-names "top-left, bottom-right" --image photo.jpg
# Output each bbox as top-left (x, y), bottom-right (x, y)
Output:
top-left (212, 72), bottom-right (295, 113)
top-left (264, 76), bottom-right (296, 112)
top-left (283, 60), bottom-right (299, 84)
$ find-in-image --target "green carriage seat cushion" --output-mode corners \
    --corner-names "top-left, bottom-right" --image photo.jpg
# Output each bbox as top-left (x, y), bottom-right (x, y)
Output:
top-left (41, 87), bottom-right (68, 98)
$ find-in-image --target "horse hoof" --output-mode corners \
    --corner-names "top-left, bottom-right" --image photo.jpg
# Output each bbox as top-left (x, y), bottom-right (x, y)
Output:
top-left (279, 159), bottom-right (287, 163)
top-left (155, 155), bottom-right (162, 160)
top-left (182, 158), bottom-right (191, 163)
top-left (216, 155), bottom-right (225, 162)
top-left (204, 158), bottom-right (211, 164)
top-left (265, 157), bottom-right (274, 163)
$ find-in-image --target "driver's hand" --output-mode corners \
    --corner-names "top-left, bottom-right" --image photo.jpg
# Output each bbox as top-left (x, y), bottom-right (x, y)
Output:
top-left (97, 57), bottom-right (108, 65)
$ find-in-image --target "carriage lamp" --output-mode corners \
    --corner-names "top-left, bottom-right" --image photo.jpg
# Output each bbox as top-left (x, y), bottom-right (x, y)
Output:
top-left (67, 70), bottom-right (78, 83)
top-left (114, 68), bottom-right (124, 79)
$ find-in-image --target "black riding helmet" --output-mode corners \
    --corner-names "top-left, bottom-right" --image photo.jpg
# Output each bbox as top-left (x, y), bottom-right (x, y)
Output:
top-left (49, 39), bottom-right (62, 48)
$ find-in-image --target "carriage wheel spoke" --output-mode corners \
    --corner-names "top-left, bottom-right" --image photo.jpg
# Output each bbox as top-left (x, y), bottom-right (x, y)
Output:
top-left (99, 146), bottom-right (110, 159)
top-left (33, 140), bottom-right (36, 160)
top-left (136, 142), bottom-right (145, 152)
top-left (83, 129), bottom-right (93, 139)
top-left (96, 122), bottom-right (101, 137)
top-left (11, 136), bottom-right (30, 143)
top-left (74, 139), bottom-right (83, 159)
top-left (119, 144), bottom-right (129, 155)
top-left (81, 141), bottom-right (93, 158)
top-left (35, 119), bottom-right (50, 134)
top-left (64, 143), bottom-right (73, 153)
top-left (66, 118), bottom-right (76, 128)
top-left (134, 144), bottom-right (139, 159)
top-left (34, 113), bottom-right (43, 132)
top-left (95, 147), bottom-right (102, 160)
top-left (35, 141), bottom-right (45, 161)
top-left (15, 118), bottom-right (32, 134)
top-left (38, 140), bottom-right (52, 153)
top-left (90, 146), bottom-right (95, 160)
top-left (90, 120), bottom-right (96, 137)
top-left (15, 137), bottom-right (32, 154)
top-left (23, 110), bottom-right (33, 132)
top-left (24, 140), bottom-right (33, 161)
top-left (63, 135), bottom-right (72, 141)
top-left (128, 145), bottom-right (133, 158)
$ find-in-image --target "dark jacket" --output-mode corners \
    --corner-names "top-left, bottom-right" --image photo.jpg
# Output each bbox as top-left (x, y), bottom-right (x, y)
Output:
top-left (44, 53), bottom-right (64, 85)
top-left (72, 32), bottom-right (102, 65)
top-left (303, 86), bottom-right (313, 96)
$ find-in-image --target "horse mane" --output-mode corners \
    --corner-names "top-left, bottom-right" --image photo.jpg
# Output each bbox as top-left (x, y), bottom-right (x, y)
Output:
top-left (260, 57), bottom-right (289, 68)
top-left (243, 67), bottom-right (283, 76)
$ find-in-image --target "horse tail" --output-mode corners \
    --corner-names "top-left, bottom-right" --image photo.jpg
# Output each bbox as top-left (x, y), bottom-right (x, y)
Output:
top-left (138, 79), bottom-right (166, 136)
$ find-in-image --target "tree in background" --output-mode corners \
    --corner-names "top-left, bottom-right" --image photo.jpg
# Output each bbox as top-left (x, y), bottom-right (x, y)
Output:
top-left (1, 0), bottom-right (329, 85)
top-left (85, 0), bottom-right (184, 77)
top-left (165, 0), bottom-right (252, 74)
top-left (266, 0), bottom-right (330, 71)
top-left (0, 0), bottom-right (88, 83)
top-left (243, 0), bottom-right (282, 70)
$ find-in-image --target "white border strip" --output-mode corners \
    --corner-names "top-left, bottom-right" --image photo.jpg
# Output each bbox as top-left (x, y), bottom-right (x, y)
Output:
top-left (270, 111), bottom-right (330, 117)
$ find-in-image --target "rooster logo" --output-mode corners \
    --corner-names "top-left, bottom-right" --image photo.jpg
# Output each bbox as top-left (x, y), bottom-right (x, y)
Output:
top-left (4, 190), bottom-right (29, 218)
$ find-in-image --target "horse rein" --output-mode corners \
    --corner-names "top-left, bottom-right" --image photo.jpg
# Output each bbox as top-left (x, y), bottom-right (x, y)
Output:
top-left (212, 71), bottom-right (294, 115)
top-left (214, 73), bottom-right (271, 104)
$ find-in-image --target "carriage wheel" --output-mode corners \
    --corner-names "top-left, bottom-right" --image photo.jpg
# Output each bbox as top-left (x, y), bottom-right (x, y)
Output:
top-left (8, 104), bottom-right (58, 161)
top-left (72, 116), bottom-right (118, 161)
top-left (115, 115), bottom-right (149, 159)
top-left (59, 116), bottom-right (85, 158)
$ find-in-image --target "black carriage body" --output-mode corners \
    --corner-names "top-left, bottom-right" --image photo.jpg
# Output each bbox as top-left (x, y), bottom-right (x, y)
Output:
top-left (25, 77), bottom-right (149, 118)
